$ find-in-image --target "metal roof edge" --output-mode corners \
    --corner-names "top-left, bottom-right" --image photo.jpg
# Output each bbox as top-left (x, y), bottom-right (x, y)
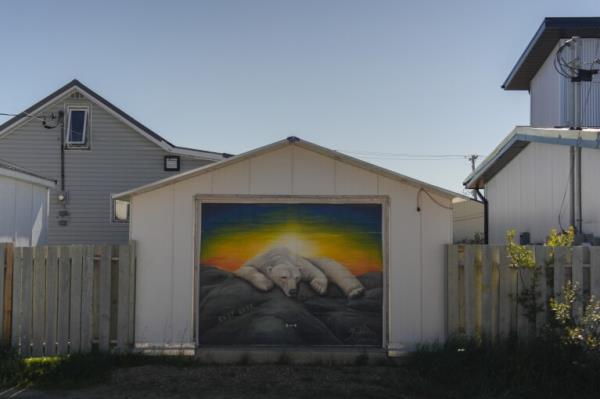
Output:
top-left (464, 127), bottom-right (600, 188)
top-left (0, 161), bottom-right (56, 188)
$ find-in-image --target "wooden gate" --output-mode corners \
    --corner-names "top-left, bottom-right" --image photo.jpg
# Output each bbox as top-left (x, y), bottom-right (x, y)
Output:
top-left (0, 242), bottom-right (136, 356)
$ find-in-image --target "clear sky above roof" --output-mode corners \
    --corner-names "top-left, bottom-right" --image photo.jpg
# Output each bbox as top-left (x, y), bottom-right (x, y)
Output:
top-left (0, 0), bottom-right (598, 193)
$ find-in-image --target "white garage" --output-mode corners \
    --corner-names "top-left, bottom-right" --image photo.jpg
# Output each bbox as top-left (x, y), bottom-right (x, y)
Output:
top-left (0, 159), bottom-right (55, 246)
top-left (114, 137), bottom-right (457, 355)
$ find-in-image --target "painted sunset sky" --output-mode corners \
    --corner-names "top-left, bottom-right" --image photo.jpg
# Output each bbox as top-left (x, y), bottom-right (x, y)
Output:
top-left (199, 203), bottom-right (383, 276)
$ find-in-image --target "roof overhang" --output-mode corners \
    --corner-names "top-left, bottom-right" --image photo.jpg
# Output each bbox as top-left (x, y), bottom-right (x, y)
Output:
top-left (464, 126), bottom-right (600, 189)
top-left (503, 17), bottom-right (600, 90)
top-left (114, 136), bottom-right (467, 202)
top-left (0, 79), bottom-right (228, 161)
top-left (0, 161), bottom-right (56, 188)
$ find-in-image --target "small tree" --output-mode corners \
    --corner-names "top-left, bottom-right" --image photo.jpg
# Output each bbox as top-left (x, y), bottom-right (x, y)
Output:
top-left (549, 281), bottom-right (600, 351)
top-left (505, 227), bottom-right (574, 326)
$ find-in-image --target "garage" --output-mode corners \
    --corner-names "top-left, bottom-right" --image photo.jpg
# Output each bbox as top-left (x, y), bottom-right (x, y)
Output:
top-left (114, 137), bottom-right (456, 354)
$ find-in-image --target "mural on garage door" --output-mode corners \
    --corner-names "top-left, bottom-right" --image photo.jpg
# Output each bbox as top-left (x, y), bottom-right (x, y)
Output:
top-left (198, 202), bottom-right (383, 347)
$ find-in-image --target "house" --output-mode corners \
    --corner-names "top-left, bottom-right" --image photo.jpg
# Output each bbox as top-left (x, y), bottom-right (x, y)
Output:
top-left (0, 80), bottom-right (228, 245)
top-left (464, 18), bottom-right (600, 244)
top-left (114, 136), bottom-right (462, 354)
top-left (452, 197), bottom-right (484, 243)
top-left (0, 159), bottom-right (55, 246)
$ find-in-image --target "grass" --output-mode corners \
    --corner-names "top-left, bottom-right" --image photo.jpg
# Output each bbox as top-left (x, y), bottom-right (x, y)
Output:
top-left (1, 338), bottom-right (600, 398)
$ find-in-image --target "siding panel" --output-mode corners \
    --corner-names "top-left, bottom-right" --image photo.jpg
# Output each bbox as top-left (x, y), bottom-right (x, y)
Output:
top-left (0, 95), bottom-right (212, 244)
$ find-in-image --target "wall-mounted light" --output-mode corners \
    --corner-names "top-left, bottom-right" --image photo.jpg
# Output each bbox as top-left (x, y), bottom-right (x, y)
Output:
top-left (164, 155), bottom-right (180, 172)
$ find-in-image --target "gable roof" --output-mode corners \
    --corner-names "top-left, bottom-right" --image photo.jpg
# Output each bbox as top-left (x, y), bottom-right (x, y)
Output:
top-left (114, 136), bottom-right (467, 201)
top-left (0, 158), bottom-right (56, 188)
top-left (0, 79), bottom-right (230, 161)
top-left (464, 126), bottom-right (600, 189)
top-left (503, 17), bottom-right (600, 90)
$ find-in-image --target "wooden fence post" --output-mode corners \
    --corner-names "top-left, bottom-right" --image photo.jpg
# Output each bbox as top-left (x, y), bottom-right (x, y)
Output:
top-left (447, 245), bottom-right (459, 336)
top-left (0, 244), bottom-right (5, 345)
top-left (481, 246), bottom-right (493, 339)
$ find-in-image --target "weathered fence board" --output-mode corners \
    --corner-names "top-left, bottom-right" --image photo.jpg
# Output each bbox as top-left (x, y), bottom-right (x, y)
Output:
top-left (3, 244), bottom-right (14, 345)
top-left (447, 244), bottom-right (599, 341)
top-left (2, 243), bottom-right (136, 356)
top-left (45, 246), bottom-right (58, 356)
top-left (0, 245), bottom-right (4, 344)
top-left (11, 247), bottom-right (23, 347)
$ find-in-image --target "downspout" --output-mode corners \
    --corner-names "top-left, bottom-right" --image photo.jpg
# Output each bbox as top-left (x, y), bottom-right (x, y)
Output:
top-left (577, 146), bottom-right (583, 233)
top-left (570, 146), bottom-right (575, 229)
top-left (60, 112), bottom-right (65, 192)
top-left (474, 188), bottom-right (488, 244)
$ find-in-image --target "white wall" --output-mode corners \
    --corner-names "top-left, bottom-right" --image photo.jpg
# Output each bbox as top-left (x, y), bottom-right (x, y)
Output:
top-left (452, 198), bottom-right (484, 243)
top-left (486, 142), bottom-right (571, 244)
top-left (129, 145), bottom-right (453, 351)
top-left (0, 175), bottom-right (49, 246)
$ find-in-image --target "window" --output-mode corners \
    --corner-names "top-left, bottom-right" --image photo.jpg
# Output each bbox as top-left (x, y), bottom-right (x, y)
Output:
top-left (66, 106), bottom-right (89, 146)
top-left (113, 199), bottom-right (130, 223)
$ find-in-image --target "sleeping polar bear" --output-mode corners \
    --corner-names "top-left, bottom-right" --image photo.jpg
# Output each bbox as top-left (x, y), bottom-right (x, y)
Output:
top-left (234, 246), bottom-right (365, 299)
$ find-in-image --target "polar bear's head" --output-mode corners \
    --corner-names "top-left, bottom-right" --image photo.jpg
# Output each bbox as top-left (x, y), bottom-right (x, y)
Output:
top-left (266, 263), bottom-right (302, 297)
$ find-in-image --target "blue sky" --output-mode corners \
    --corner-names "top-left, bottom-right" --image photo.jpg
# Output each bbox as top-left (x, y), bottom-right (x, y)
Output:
top-left (1, 1), bottom-right (598, 193)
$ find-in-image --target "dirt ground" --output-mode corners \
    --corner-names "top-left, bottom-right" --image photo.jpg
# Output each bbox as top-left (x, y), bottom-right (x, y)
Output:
top-left (4, 364), bottom-right (424, 399)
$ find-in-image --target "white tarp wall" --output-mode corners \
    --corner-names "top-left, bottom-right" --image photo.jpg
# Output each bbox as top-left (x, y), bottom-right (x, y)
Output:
top-left (0, 175), bottom-right (49, 246)
top-left (128, 144), bottom-right (453, 353)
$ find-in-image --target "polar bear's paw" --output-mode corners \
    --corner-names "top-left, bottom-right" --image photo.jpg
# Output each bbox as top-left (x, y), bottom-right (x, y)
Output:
top-left (347, 286), bottom-right (365, 299)
top-left (310, 278), bottom-right (328, 295)
top-left (253, 274), bottom-right (274, 291)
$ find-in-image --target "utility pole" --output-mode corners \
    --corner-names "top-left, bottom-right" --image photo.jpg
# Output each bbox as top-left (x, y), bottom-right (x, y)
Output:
top-left (468, 154), bottom-right (479, 199)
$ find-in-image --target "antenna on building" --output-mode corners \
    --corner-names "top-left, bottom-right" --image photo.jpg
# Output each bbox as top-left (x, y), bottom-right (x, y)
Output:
top-left (553, 36), bottom-right (600, 234)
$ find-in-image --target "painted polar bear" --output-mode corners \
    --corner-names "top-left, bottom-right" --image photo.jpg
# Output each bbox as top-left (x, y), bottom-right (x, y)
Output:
top-left (234, 246), bottom-right (365, 299)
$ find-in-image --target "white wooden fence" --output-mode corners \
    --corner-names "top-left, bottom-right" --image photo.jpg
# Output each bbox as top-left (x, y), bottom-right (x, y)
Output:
top-left (447, 244), bottom-right (600, 340)
top-left (0, 242), bottom-right (136, 356)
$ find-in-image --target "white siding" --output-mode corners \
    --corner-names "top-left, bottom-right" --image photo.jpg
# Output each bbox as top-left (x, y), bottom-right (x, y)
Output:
top-left (0, 175), bottom-right (49, 246)
top-left (486, 142), bottom-right (571, 244)
top-left (530, 42), bottom-right (563, 128)
top-left (452, 198), bottom-right (484, 243)
top-left (531, 39), bottom-right (600, 128)
top-left (0, 91), bottom-right (211, 244)
top-left (129, 145), bottom-right (453, 350)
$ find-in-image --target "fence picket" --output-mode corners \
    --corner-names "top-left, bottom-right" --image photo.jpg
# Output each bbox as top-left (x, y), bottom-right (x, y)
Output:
top-left (497, 246), bottom-right (511, 337)
top-left (535, 246), bottom-right (549, 335)
top-left (32, 247), bottom-right (46, 356)
top-left (11, 247), bottom-right (23, 349)
top-left (117, 244), bottom-right (130, 350)
top-left (20, 248), bottom-right (33, 356)
top-left (128, 241), bottom-right (136, 345)
top-left (45, 246), bottom-right (58, 356)
top-left (0, 244), bottom-right (5, 344)
top-left (80, 245), bottom-right (94, 353)
top-left (69, 246), bottom-right (83, 353)
top-left (516, 258), bottom-right (532, 340)
top-left (98, 246), bottom-right (112, 352)
top-left (464, 246), bottom-right (477, 336)
top-left (591, 247), bottom-right (600, 299)
top-left (481, 246), bottom-right (493, 339)
top-left (57, 246), bottom-right (70, 354)
top-left (447, 245), bottom-right (459, 336)
top-left (572, 247), bottom-right (585, 320)
top-left (3, 244), bottom-right (14, 346)
top-left (554, 247), bottom-right (566, 299)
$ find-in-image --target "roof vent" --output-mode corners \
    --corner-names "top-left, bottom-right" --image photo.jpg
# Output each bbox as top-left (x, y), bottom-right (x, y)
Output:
top-left (287, 136), bottom-right (301, 143)
top-left (70, 91), bottom-right (84, 99)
